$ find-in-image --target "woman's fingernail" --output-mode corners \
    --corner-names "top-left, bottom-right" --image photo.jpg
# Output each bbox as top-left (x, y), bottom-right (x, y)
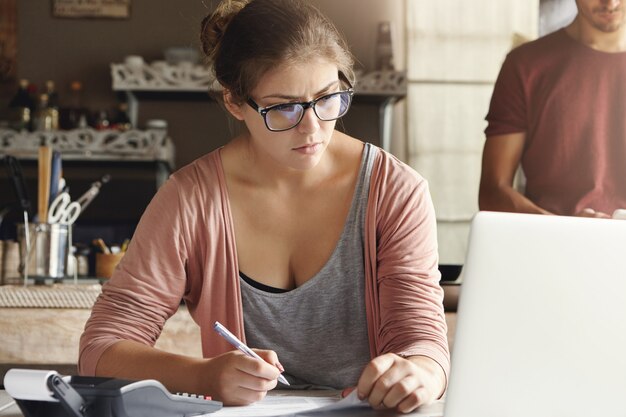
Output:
top-left (275, 362), bottom-right (285, 372)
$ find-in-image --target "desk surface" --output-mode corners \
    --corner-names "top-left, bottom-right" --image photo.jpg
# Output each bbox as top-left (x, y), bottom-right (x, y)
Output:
top-left (0, 391), bottom-right (17, 417)
top-left (0, 389), bottom-right (444, 417)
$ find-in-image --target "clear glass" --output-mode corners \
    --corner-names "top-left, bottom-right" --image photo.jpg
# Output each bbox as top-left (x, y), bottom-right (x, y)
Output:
top-left (247, 89), bottom-right (354, 132)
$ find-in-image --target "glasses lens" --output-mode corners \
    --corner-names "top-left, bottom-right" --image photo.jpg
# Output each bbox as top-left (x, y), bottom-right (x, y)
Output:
top-left (315, 91), bottom-right (352, 121)
top-left (266, 104), bottom-right (304, 131)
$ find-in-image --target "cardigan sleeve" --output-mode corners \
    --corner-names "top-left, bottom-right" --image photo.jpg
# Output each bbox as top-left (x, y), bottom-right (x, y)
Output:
top-left (365, 150), bottom-right (450, 381)
top-left (78, 175), bottom-right (190, 376)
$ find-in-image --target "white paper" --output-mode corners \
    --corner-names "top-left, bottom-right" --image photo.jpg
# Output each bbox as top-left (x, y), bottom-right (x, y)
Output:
top-left (411, 399), bottom-right (445, 417)
top-left (211, 391), bottom-right (341, 417)
top-left (305, 390), bottom-right (367, 413)
top-left (210, 390), bottom-right (445, 417)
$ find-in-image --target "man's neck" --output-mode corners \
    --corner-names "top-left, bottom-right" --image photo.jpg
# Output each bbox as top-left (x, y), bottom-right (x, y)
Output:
top-left (565, 16), bottom-right (626, 52)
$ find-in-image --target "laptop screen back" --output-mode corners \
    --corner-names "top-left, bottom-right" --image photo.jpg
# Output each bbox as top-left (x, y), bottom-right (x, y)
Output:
top-left (444, 211), bottom-right (626, 417)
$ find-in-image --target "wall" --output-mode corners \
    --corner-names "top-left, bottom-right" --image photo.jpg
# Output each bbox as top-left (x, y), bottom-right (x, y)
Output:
top-left (405, 0), bottom-right (539, 265)
top-left (540, 0), bottom-right (577, 35)
top-left (15, 0), bottom-right (406, 169)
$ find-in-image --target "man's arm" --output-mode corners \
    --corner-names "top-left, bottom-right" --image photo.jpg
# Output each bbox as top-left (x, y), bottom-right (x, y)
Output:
top-left (478, 133), bottom-right (553, 215)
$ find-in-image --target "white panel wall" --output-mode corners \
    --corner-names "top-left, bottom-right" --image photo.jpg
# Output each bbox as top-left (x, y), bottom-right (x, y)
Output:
top-left (540, 0), bottom-right (577, 36)
top-left (406, 0), bottom-right (539, 265)
top-left (408, 84), bottom-right (493, 221)
top-left (407, 1), bottom-right (538, 81)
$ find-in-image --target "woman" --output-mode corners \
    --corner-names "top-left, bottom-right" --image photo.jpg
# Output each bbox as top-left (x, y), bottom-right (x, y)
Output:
top-left (79, 0), bottom-right (449, 413)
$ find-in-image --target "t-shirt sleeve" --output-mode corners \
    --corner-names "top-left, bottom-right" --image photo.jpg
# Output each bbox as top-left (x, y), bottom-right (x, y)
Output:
top-left (485, 51), bottom-right (528, 137)
top-left (78, 176), bottom-right (190, 376)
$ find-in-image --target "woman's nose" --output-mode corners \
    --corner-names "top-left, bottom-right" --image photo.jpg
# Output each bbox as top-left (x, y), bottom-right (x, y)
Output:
top-left (297, 107), bottom-right (320, 134)
top-left (603, 0), bottom-right (621, 9)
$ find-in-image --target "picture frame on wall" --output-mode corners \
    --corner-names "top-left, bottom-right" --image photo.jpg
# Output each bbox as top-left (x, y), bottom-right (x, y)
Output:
top-left (52, 0), bottom-right (131, 19)
top-left (0, 0), bottom-right (18, 102)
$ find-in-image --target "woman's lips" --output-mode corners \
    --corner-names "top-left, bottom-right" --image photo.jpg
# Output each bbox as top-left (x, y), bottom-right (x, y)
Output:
top-left (293, 143), bottom-right (321, 154)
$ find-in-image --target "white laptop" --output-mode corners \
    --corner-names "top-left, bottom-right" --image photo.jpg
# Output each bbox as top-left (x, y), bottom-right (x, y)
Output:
top-left (444, 211), bottom-right (626, 417)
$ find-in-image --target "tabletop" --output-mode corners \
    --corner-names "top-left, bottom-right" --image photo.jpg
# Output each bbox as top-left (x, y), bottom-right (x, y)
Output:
top-left (0, 389), bottom-right (444, 417)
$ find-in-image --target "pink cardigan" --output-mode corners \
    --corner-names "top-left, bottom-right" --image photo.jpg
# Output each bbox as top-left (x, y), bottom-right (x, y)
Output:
top-left (79, 146), bottom-right (450, 381)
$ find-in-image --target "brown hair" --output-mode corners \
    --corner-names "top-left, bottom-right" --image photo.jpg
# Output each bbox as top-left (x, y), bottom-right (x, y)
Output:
top-left (200, 0), bottom-right (355, 103)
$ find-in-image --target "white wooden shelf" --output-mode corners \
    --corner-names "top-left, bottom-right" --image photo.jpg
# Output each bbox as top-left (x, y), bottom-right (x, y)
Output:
top-left (111, 61), bottom-right (407, 96)
top-left (0, 128), bottom-right (174, 170)
top-left (111, 60), bottom-right (407, 151)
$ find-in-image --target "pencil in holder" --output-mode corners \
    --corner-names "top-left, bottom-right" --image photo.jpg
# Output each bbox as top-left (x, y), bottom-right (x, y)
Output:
top-left (95, 252), bottom-right (125, 279)
top-left (17, 222), bottom-right (71, 284)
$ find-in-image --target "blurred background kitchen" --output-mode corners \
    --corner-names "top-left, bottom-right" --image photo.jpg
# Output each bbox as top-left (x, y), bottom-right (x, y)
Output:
top-left (0, 0), bottom-right (574, 282)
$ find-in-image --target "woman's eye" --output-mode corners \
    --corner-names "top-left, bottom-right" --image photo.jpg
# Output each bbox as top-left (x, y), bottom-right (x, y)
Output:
top-left (276, 104), bottom-right (299, 113)
top-left (320, 93), bottom-right (339, 102)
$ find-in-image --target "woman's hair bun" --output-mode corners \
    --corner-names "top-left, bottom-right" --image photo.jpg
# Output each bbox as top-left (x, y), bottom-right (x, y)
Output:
top-left (200, 0), bottom-right (250, 62)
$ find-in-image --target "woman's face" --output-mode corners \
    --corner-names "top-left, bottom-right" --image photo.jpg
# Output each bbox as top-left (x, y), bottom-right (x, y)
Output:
top-left (230, 59), bottom-right (344, 171)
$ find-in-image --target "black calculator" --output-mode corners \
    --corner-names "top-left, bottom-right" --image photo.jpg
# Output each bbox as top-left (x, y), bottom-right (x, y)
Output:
top-left (70, 376), bottom-right (223, 417)
top-left (6, 370), bottom-right (222, 417)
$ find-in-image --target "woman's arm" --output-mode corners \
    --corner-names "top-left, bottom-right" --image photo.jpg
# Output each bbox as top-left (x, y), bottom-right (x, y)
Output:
top-left (362, 153), bottom-right (450, 413)
top-left (95, 340), bottom-right (281, 405)
top-left (79, 156), bottom-right (282, 405)
top-left (79, 177), bottom-right (190, 376)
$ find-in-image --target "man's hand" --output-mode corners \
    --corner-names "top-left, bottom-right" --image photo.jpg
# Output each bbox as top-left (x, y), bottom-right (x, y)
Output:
top-left (575, 208), bottom-right (611, 218)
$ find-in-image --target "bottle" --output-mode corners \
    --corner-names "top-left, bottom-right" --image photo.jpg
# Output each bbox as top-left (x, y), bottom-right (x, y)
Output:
top-left (94, 109), bottom-right (110, 130)
top-left (61, 81), bottom-right (89, 129)
top-left (33, 93), bottom-right (59, 131)
top-left (27, 83), bottom-right (38, 120)
top-left (40, 81), bottom-right (60, 130)
top-left (76, 246), bottom-right (90, 277)
top-left (111, 102), bottom-right (132, 131)
top-left (8, 79), bottom-right (34, 131)
top-left (375, 21), bottom-right (395, 71)
top-left (45, 80), bottom-right (60, 111)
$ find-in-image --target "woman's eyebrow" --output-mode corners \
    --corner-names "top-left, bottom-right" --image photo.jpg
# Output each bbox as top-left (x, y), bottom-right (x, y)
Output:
top-left (261, 79), bottom-right (339, 100)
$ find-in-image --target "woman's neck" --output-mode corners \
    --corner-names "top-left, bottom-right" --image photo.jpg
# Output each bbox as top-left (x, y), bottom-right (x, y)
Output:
top-left (224, 134), bottom-right (337, 192)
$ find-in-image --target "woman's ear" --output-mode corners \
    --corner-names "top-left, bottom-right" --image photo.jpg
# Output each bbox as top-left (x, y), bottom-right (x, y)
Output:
top-left (223, 89), bottom-right (245, 121)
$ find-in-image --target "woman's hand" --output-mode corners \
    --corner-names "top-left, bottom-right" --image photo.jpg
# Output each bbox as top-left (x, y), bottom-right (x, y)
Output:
top-left (354, 353), bottom-right (446, 414)
top-left (200, 349), bottom-right (281, 405)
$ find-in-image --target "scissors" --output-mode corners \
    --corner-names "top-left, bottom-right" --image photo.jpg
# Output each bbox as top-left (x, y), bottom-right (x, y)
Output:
top-left (48, 192), bottom-right (82, 225)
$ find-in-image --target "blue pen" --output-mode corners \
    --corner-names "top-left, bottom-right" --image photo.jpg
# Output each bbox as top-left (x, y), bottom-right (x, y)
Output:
top-left (213, 321), bottom-right (290, 386)
top-left (48, 151), bottom-right (62, 206)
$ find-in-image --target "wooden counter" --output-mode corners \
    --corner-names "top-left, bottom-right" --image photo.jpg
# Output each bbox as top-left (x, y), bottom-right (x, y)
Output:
top-left (0, 304), bottom-right (201, 383)
top-left (0, 283), bottom-right (459, 383)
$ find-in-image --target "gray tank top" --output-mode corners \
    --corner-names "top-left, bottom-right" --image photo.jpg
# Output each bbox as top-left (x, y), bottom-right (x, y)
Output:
top-left (239, 143), bottom-right (377, 389)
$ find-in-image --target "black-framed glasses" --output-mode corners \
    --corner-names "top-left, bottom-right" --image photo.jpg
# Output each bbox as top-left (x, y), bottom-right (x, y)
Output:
top-left (247, 89), bottom-right (354, 132)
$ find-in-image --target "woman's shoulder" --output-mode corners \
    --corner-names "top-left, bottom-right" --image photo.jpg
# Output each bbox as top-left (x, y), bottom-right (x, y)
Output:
top-left (370, 146), bottom-right (425, 188)
top-left (168, 148), bottom-right (225, 188)
top-left (331, 131), bottom-right (425, 191)
top-left (366, 147), bottom-right (435, 236)
top-left (332, 132), bottom-right (413, 171)
top-left (157, 148), bottom-right (228, 214)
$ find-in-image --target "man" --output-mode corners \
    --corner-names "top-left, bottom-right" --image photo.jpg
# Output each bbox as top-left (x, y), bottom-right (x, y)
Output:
top-left (479, 0), bottom-right (626, 218)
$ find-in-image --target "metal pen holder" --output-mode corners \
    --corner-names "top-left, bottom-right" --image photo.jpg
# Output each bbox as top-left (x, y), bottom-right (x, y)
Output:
top-left (17, 222), bottom-right (73, 285)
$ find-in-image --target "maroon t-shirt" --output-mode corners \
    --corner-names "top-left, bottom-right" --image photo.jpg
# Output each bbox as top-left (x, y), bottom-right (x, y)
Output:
top-left (485, 28), bottom-right (626, 216)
